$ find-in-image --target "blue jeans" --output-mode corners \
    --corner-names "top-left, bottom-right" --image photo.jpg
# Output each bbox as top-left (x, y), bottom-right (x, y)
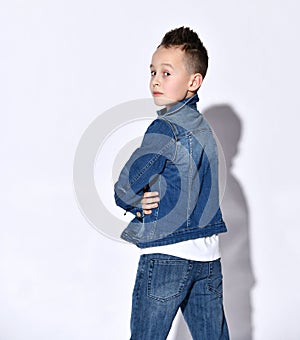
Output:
top-left (130, 254), bottom-right (229, 340)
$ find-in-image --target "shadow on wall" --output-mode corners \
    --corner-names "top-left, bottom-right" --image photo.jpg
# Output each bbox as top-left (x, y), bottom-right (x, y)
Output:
top-left (171, 104), bottom-right (255, 340)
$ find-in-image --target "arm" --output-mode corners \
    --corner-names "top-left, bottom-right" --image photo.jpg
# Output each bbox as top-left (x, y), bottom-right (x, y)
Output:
top-left (114, 118), bottom-right (175, 217)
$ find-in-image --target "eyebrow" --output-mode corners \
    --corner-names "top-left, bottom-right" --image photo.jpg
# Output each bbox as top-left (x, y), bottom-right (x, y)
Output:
top-left (150, 63), bottom-right (174, 69)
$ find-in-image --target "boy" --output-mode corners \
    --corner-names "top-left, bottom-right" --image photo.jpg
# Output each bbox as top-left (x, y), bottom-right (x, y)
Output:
top-left (114, 27), bottom-right (229, 339)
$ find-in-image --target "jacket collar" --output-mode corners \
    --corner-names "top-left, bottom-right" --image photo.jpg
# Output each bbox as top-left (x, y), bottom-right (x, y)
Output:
top-left (157, 94), bottom-right (199, 117)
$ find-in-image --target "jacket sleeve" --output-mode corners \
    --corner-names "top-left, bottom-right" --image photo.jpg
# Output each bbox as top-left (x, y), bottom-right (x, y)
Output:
top-left (114, 118), bottom-right (176, 217)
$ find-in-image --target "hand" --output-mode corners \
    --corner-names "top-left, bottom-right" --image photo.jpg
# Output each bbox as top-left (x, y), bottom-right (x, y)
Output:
top-left (141, 191), bottom-right (160, 215)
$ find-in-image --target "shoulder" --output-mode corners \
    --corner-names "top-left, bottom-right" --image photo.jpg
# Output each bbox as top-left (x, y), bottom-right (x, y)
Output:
top-left (145, 118), bottom-right (176, 139)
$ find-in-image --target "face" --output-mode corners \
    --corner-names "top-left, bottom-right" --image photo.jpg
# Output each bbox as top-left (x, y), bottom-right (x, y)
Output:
top-left (149, 46), bottom-right (196, 109)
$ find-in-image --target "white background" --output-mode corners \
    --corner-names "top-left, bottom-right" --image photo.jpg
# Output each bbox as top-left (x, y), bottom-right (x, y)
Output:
top-left (1, 0), bottom-right (300, 339)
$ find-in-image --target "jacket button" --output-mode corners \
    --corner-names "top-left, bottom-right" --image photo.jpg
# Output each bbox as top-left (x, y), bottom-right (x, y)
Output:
top-left (136, 211), bottom-right (142, 218)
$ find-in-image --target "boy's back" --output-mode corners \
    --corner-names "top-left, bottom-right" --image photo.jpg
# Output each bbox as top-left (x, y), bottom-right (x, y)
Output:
top-left (117, 94), bottom-right (227, 248)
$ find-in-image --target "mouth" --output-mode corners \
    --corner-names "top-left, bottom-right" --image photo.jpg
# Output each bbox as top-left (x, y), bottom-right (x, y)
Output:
top-left (153, 91), bottom-right (163, 96)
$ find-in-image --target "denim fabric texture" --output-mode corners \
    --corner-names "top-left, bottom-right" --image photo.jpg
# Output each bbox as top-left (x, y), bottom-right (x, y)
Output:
top-left (130, 254), bottom-right (229, 340)
top-left (114, 95), bottom-right (227, 248)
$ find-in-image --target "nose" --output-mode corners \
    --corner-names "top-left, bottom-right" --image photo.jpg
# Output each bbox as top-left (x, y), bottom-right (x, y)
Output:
top-left (151, 74), bottom-right (160, 88)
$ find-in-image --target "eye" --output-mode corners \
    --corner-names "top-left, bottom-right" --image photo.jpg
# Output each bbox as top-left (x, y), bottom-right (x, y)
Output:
top-left (150, 70), bottom-right (156, 76)
top-left (163, 71), bottom-right (171, 77)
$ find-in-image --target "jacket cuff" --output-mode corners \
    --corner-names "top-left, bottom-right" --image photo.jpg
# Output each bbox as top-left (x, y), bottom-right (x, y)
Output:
top-left (124, 206), bottom-right (144, 220)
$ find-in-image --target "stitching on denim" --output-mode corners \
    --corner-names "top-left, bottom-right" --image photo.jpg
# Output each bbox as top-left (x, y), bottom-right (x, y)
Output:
top-left (147, 260), bottom-right (193, 303)
top-left (187, 133), bottom-right (193, 227)
top-left (128, 138), bottom-right (175, 187)
top-left (131, 257), bottom-right (146, 330)
top-left (206, 261), bottom-right (223, 299)
top-left (159, 117), bottom-right (178, 163)
top-left (148, 175), bottom-right (161, 238)
top-left (143, 220), bottom-right (225, 239)
top-left (128, 220), bottom-right (226, 244)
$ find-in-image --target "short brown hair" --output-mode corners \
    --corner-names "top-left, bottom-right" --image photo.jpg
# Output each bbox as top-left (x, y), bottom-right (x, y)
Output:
top-left (158, 26), bottom-right (208, 78)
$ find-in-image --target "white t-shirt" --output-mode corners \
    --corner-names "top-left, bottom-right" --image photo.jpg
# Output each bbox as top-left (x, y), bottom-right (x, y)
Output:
top-left (140, 234), bottom-right (220, 261)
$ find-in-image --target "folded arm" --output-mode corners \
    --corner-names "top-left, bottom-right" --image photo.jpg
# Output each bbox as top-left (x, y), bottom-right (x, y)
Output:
top-left (114, 118), bottom-right (175, 217)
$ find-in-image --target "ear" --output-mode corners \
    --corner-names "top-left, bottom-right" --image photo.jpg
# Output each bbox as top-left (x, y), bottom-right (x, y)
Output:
top-left (188, 73), bottom-right (203, 92)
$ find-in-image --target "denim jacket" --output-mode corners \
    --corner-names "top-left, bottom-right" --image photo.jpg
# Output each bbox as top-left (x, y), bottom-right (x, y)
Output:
top-left (114, 94), bottom-right (227, 248)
